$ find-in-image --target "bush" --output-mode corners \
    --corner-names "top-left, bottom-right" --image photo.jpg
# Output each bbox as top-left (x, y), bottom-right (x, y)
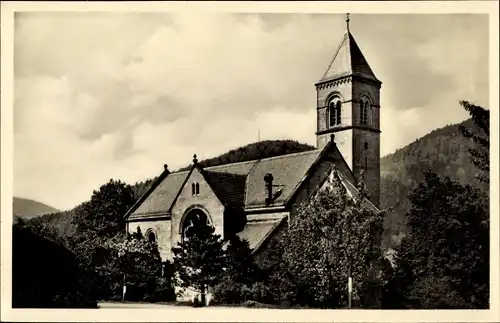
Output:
top-left (408, 276), bottom-right (468, 309)
top-left (143, 277), bottom-right (176, 303)
top-left (213, 276), bottom-right (249, 304)
top-left (249, 282), bottom-right (274, 304)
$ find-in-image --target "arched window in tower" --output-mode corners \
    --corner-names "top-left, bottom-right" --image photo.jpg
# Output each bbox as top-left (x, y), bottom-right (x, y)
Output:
top-left (360, 97), bottom-right (371, 125)
top-left (191, 183), bottom-right (196, 195)
top-left (195, 183), bottom-right (200, 195)
top-left (328, 96), bottom-right (342, 127)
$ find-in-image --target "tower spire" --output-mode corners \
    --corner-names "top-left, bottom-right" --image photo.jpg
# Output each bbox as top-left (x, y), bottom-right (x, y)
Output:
top-left (346, 13), bottom-right (350, 32)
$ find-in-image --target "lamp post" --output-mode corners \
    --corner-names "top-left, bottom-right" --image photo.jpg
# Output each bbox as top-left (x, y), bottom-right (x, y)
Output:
top-left (122, 274), bottom-right (126, 302)
top-left (119, 242), bottom-right (128, 302)
top-left (348, 275), bottom-right (352, 309)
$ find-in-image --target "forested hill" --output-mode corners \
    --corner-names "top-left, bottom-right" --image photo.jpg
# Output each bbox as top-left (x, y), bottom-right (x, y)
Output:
top-left (380, 117), bottom-right (488, 246)
top-left (178, 140), bottom-right (316, 171)
top-left (32, 120), bottom-right (485, 244)
top-left (13, 197), bottom-right (60, 220)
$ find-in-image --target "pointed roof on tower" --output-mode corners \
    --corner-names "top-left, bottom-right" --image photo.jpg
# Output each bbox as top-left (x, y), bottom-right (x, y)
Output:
top-left (317, 14), bottom-right (380, 85)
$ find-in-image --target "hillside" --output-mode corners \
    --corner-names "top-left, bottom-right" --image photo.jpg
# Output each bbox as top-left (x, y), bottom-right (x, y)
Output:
top-left (13, 197), bottom-right (60, 219)
top-left (32, 121), bottom-right (486, 247)
top-left (380, 118), bottom-right (488, 246)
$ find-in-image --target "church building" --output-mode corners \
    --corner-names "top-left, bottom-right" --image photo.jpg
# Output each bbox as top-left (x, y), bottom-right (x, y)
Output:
top-left (124, 17), bottom-right (382, 263)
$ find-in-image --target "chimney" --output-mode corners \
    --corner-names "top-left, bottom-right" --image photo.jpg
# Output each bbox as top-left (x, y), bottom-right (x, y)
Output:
top-left (264, 173), bottom-right (274, 206)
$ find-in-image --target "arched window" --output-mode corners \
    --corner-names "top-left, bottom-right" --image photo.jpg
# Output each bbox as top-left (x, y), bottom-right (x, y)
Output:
top-left (146, 230), bottom-right (156, 244)
top-left (360, 97), bottom-right (370, 125)
top-left (328, 96), bottom-right (342, 127)
top-left (181, 209), bottom-right (209, 242)
top-left (195, 183), bottom-right (200, 195)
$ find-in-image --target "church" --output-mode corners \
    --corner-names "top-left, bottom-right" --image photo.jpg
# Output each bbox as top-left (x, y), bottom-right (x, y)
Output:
top-left (124, 17), bottom-right (382, 263)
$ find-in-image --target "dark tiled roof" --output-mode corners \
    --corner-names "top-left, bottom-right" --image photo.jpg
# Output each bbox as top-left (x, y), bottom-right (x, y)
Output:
top-left (236, 218), bottom-right (285, 251)
top-left (128, 149), bottom-right (326, 217)
top-left (319, 32), bottom-right (379, 84)
top-left (201, 170), bottom-right (247, 211)
top-left (244, 150), bottom-right (322, 208)
top-left (131, 171), bottom-right (189, 216)
top-left (127, 141), bottom-right (356, 219)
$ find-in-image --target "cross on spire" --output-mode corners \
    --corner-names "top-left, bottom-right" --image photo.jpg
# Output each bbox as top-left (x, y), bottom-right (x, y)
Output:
top-left (346, 13), bottom-right (350, 32)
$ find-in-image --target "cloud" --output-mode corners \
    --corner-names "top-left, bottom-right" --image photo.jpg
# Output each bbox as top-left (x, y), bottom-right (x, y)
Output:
top-left (13, 13), bottom-right (489, 210)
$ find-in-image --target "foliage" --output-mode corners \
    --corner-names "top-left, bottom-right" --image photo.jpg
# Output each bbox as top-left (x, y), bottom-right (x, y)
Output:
top-left (102, 229), bottom-right (175, 302)
top-left (386, 171), bottom-right (489, 309)
top-left (72, 179), bottom-right (135, 239)
top-left (264, 171), bottom-right (387, 308)
top-left (63, 179), bottom-right (143, 300)
top-left (458, 101), bottom-right (489, 183)
top-left (212, 276), bottom-right (251, 304)
top-left (172, 222), bottom-right (226, 303)
top-left (15, 216), bottom-right (65, 246)
top-left (224, 235), bottom-right (261, 284)
top-left (12, 219), bottom-right (97, 308)
top-left (212, 236), bottom-right (261, 304)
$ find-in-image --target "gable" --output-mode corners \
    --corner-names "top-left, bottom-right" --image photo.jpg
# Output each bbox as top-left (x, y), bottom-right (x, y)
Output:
top-left (170, 167), bottom-right (225, 213)
top-left (318, 168), bottom-right (379, 212)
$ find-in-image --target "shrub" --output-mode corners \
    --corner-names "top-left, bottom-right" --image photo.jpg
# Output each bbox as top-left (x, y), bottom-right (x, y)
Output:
top-left (213, 276), bottom-right (249, 304)
top-left (143, 277), bottom-right (176, 303)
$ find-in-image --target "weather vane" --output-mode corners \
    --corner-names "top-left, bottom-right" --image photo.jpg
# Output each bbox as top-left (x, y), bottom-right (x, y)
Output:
top-left (346, 13), bottom-right (350, 31)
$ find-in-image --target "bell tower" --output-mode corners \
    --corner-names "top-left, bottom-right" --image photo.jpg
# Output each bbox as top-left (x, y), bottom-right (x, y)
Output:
top-left (315, 14), bottom-right (382, 207)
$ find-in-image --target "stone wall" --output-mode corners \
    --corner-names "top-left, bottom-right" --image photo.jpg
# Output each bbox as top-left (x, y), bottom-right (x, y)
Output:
top-left (127, 219), bottom-right (172, 261)
top-left (170, 167), bottom-right (225, 257)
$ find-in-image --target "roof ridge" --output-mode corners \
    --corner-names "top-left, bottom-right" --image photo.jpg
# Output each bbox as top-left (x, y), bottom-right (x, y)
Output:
top-left (203, 169), bottom-right (248, 178)
top-left (203, 159), bottom-right (258, 170)
top-left (167, 169), bottom-right (190, 175)
top-left (197, 149), bottom-right (320, 171)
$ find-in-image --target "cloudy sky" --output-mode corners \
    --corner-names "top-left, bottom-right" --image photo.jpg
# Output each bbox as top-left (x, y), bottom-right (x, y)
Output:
top-left (14, 12), bottom-right (489, 211)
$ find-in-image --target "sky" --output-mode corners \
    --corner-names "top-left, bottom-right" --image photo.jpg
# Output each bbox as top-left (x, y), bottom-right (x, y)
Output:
top-left (13, 13), bottom-right (489, 211)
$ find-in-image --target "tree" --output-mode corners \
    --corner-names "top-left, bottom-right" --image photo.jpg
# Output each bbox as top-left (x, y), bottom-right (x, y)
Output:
top-left (277, 170), bottom-right (388, 308)
top-left (213, 236), bottom-right (262, 304)
top-left (66, 179), bottom-right (136, 300)
top-left (72, 179), bottom-right (136, 238)
top-left (224, 236), bottom-right (260, 284)
top-left (459, 100), bottom-right (489, 183)
top-left (388, 171), bottom-right (489, 309)
top-left (103, 229), bottom-right (173, 302)
top-left (172, 222), bottom-right (226, 305)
